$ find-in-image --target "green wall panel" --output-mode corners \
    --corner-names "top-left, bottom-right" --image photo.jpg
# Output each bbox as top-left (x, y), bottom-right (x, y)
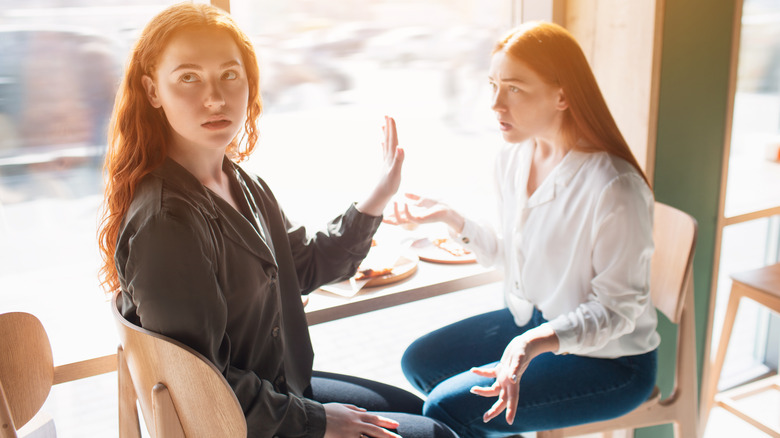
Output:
top-left (637, 0), bottom-right (737, 437)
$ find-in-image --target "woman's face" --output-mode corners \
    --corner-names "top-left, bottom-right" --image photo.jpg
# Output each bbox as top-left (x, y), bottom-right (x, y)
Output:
top-left (488, 51), bottom-right (567, 144)
top-left (142, 27), bottom-right (249, 156)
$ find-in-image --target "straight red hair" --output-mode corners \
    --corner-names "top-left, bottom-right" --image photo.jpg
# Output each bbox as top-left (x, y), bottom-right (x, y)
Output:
top-left (494, 22), bottom-right (649, 185)
top-left (98, 2), bottom-right (263, 293)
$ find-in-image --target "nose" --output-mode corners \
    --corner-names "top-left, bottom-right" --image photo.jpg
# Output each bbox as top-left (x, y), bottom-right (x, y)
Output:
top-left (204, 80), bottom-right (225, 108)
top-left (490, 89), bottom-right (505, 113)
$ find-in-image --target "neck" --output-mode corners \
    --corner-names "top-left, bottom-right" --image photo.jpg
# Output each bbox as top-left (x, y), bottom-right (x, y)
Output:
top-left (533, 137), bottom-right (570, 161)
top-left (167, 146), bottom-right (227, 188)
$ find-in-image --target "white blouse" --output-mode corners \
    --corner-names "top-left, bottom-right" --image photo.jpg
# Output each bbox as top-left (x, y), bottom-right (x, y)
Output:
top-left (454, 140), bottom-right (660, 358)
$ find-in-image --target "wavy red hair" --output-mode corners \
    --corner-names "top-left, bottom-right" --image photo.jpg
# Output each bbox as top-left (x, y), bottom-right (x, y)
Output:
top-left (98, 2), bottom-right (263, 293)
top-left (494, 22), bottom-right (649, 185)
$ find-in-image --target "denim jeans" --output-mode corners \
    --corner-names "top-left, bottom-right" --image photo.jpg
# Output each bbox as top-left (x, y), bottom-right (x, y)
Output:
top-left (401, 308), bottom-right (657, 438)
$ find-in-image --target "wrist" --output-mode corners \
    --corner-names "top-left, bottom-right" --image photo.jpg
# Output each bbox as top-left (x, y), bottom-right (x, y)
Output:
top-left (355, 190), bottom-right (392, 218)
top-left (521, 325), bottom-right (560, 356)
top-left (445, 209), bottom-right (465, 234)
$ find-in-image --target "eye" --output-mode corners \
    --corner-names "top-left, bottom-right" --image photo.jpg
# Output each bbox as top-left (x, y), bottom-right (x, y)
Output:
top-left (180, 73), bottom-right (199, 83)
top-left (489, 81), bottom-right (497, 91)
top-left (509, 85), bottom-right (520, 93)
top-left (222, 70), bottom-right (238, 80)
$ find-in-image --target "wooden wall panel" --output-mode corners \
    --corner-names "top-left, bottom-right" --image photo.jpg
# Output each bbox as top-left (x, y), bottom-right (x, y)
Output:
top-left (564, 0), bottom-right (664, 185)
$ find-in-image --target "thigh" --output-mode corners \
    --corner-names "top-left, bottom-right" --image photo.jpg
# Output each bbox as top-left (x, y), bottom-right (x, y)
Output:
top-left (308, 372), bottom-right (458, 438)
top-left (423, 350), bottom-right (657, 437)
top-left (374, 412), bottom-right (458, 438)
top-left (309, 370), bottom-right (423, 414)
top-left (402, 308), bottom-right (531, 394)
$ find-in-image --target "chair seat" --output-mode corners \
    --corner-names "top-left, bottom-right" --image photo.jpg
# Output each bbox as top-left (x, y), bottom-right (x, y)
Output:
top-left (730, 263), bottom-right (780, 299)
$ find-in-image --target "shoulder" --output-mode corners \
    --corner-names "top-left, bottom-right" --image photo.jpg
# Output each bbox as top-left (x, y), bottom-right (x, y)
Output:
top-left (122, 172), bottom-right (214, 244)
top-left (575, 153), bottom-right (653, 223)
top-left (577, 152), bottom-right (650, 196)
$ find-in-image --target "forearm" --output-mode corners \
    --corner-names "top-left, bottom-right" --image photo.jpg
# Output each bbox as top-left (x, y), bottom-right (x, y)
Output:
top-left (442, 207), bottom-right (466, 234)
top-left (521, 324), bottom-right (561, 357)
top-left (355, 187), bottom-right (393, 218)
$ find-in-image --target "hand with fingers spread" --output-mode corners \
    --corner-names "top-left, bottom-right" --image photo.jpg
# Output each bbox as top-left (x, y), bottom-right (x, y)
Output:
top-left (323, 403), bottom-right (402, 438)
top-left (356, 116), bottom-right (405, 217)
top-left (469, 325), bottom-right (560, 425)
top-left (383, 193), bottom-right (465, 234)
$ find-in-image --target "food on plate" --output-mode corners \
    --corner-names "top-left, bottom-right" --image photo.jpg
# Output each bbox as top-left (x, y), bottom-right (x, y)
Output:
top-left (354, 267), bottom-right (394, 281)
top-left (432, 238), bottom-right (471, 257)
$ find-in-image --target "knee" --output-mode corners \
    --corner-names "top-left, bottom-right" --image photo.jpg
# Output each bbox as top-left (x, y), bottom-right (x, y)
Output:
top-left (401, 339), bottom-right (431, 394)
top-left (422, 394), bottom-right (471, 438)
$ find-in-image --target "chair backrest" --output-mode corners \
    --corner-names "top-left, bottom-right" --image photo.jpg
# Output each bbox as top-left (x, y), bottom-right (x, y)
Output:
top-left (650, 202), bottom-right (698, 324)
top-left (0, 312), bottom-right (54, 437)
top-left (111, 292), bottom-right (247, 438)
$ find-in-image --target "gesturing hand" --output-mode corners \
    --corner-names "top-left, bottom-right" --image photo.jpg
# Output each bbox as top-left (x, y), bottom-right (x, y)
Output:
top-left (469, 336), bottom-right (531, 425)
top-left (469, 326), bottom-right (560, 425)
top-left (323, 403), bottom-right (401, 438)
top-left (383, 193), bottom-right (465, 233)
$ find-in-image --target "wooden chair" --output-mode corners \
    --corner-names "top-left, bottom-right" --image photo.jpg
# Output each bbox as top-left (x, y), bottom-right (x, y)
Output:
top-left (111, 291), bottom-right (247, 438)
top-left (0, 312), bottom-right (57, 438)
top-left (700, 262), bottom-right (780, 437)
top-left (538, 202), bottom-right (699, 438)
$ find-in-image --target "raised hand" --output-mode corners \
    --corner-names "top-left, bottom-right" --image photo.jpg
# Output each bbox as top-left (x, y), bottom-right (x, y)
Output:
top-left (355, 116), bottom-right (404, 217)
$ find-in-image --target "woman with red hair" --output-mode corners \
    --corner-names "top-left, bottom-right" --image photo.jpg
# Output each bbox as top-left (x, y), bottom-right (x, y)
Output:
top-left (98, 3), bottom-right (455, 438)
top-left (391, 22), bottom-right (659, 437)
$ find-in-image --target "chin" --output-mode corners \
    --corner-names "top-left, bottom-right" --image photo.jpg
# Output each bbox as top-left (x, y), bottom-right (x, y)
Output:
top-left (501, 132), bottom-right (527, 144)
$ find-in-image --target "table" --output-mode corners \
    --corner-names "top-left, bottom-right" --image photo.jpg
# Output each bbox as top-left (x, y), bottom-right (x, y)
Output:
top-left (305, 260), bottom-right (502, 325)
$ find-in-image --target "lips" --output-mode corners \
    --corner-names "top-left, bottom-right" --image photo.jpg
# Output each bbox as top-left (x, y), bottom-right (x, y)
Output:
top-left (202, 119), bottom-right (231, 130)
top-left (499, 121), bottom-right (512, 131)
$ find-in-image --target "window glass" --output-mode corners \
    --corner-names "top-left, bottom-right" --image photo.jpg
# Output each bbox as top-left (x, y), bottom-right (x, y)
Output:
top-left (0, 3), bottom-right (208, 436)
top-left (231, 0), bottom-right (510, 227)
top-left (724, 0), bottom-right (780, 218)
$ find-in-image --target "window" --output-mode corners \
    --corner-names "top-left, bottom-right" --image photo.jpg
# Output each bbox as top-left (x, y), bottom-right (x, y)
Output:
top-left (710, 0), bottom-right (780, 389)
top-left (0, 2), bottom-right (201, 436)
top-left (0, 1), bottom-right (519, 436)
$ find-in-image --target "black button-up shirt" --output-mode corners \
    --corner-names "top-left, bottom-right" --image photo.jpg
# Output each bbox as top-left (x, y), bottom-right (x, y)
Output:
top-left (116, 157), bottom-right (381, 437)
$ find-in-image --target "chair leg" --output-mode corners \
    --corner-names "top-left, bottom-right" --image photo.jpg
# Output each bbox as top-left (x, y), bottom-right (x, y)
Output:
top-left (152, 383), bottom-right (186, 438)
top-left (700, 289), bottom-right (741, 433)
top-left (0, 381), bottom-right (19, 438)
top-left (117, 346), bottom-right (142, 438)
top-left (675, 418), bottom-right (698, 438)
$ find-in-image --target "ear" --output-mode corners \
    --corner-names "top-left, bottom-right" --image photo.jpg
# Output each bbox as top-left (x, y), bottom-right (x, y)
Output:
top-left (555, 88), bottom-right (569, 111)
top-left (141, 75), bottom-right (162, 108)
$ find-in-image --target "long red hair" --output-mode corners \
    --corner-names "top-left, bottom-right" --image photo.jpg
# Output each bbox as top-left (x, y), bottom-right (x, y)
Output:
top-left (494, 22), bottom-right (648, 185)
top-left (98, 3), bottom-right (263, 293)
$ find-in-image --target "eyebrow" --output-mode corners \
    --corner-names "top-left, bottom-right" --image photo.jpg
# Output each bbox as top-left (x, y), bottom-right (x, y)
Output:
top-left (171, 60), bottom-right (241, 73)
top-left (488, 76), bottom-right (527, 84)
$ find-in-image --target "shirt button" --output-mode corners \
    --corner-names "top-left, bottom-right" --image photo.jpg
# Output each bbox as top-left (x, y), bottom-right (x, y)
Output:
top-left (461, 236), bottom-right (470, 244)
top-left (272, 326), bottom-right (280, 338)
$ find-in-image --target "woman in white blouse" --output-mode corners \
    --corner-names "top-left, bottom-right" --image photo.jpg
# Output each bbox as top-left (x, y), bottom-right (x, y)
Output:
top-left (389, 21), bottom-right (659, 437)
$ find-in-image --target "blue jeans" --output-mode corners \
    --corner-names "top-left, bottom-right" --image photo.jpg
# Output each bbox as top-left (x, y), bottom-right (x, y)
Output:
top-left (401, 308), bottom-right (657, 438)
